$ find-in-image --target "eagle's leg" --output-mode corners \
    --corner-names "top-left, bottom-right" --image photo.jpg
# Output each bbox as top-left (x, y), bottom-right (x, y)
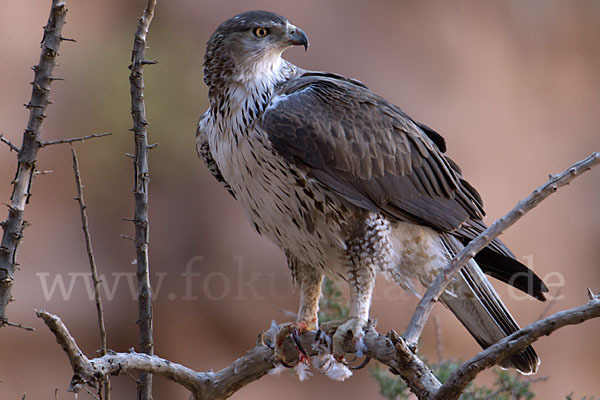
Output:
top-left (331, 261), bottom-right (375, 359)
top-left (274, 256), bottom-right (323, 364)
top-left (296, 265), bottom-right (323, 330)
top-left (330, 216), bottom-right (383, 359)
top-left (287, 254), bottom-right (323, 330)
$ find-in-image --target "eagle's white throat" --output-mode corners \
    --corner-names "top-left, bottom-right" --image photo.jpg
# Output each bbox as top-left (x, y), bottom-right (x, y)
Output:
top-left (233, 50), bottom-right (284, 84)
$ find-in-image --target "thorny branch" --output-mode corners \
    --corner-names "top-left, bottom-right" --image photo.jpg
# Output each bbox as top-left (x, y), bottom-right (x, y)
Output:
top-left (71, 148), bottom-right (110, 399)
top-left (38, 294), bottom-right (600, 400)
top-left (403, 152), bottom-right (600, 346)
top-left (128, 0), bottom-right (157, 398)
top-left (0, 0), bottom-right (70, 327)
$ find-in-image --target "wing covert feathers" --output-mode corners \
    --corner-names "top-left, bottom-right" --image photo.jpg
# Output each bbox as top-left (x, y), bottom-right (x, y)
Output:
top-left (262, 74), bottom-right (484, 232)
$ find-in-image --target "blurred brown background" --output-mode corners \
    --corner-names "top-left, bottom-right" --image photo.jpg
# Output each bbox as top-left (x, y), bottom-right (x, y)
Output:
top-left (1, 0), bottom-right (599, 398)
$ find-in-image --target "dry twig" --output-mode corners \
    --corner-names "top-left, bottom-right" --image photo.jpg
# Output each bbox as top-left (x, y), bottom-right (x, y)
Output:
top-left (71, 148), bottom-right (110, 399)
top-left (2, 320), bottom-right (34, 331)
top-left (128, 0), bottom-right (158, 398)
top-left (0, 0), bottom-right (70, 326)
top-left (43, 132), bottom-right (112, 146)
top-left (0, 134), bottom-right (20, 152)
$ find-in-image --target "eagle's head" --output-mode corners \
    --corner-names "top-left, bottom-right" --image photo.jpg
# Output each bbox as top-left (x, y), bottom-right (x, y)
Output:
top-left (204, 10), bottom-right (308, 91)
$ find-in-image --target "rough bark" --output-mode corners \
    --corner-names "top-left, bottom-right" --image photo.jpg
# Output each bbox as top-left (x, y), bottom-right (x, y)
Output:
top-left (128, 0), bottom-right (158, 398)
top-left (0, 0), bottom-right (69, 326)
top-left (37, 295), bottom-right (600, 399)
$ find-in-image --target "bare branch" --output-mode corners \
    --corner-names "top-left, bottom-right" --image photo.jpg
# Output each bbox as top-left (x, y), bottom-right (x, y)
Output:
top-left (0, 0), bottom-right (70, 326)
top-left (38, 310), bottom-right (204, 394)
top-left (71, 148), bottom-right (110, 399)
top-left (0, 134), bottom-right (20, 152)
top-left (38, 308), bottom-right (441, 400)
top-left (42, 132), bottom-right (112, 146)
top-left (128, 0), bottom-right (157, 398)
top-left (39, 292), bottom-right (600, 400)
top-left (35, 310), bottom-right (95, 390)
top-left (404, 152), bottom-right (600, 345)
top-left (433, 295), bottom-right (600, 400)
top-left (383, 329), bottom-right (441, 398)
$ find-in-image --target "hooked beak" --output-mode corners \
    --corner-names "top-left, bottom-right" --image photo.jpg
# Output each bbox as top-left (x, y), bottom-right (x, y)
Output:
top-left (287, 25), bottom-right (309, 51)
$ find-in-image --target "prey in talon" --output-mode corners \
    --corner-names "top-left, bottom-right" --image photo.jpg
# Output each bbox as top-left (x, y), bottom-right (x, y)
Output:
top-left (198, 10), bottom-right (548, 378)
top-left (274, 320), bottom-right (313, 367)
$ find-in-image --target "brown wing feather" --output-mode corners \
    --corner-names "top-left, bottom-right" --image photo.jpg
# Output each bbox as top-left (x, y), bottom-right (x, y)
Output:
top-left (262, 74), bottom-right (484, 232)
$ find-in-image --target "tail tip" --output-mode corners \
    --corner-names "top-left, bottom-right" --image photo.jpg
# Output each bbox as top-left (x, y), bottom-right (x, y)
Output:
top-left (499, 345), bottom-right (540, 375)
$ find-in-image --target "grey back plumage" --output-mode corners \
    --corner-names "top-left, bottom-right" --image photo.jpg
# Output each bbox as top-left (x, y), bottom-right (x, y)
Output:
top-left (262, 73), bottom-right (484, 231)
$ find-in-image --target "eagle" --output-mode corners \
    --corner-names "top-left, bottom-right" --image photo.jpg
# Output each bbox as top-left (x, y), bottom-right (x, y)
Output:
top-left (197, 10), bottom-right (547, 374)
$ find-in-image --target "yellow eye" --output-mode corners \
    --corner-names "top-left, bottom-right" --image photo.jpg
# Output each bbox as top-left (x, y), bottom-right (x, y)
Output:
top-left (253, 27), bottom-right (270, 38)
